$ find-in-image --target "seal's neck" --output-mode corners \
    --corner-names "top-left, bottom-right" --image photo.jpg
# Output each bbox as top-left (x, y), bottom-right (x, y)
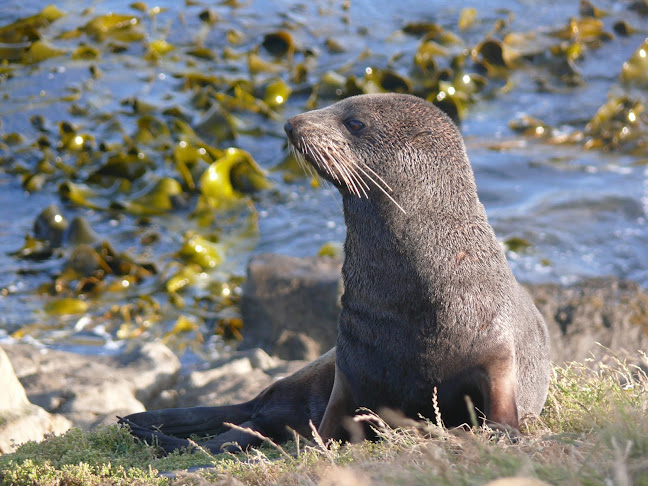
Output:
top-left (340, 180), bottom-right (508, 315)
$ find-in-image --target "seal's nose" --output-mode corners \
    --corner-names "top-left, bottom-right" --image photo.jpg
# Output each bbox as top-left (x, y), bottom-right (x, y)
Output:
top-left (284, 120), bottom-right (293, 136)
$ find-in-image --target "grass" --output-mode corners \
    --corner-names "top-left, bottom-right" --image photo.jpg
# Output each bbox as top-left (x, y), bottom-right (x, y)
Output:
top-left (0, 352), bottom-right (646, 485)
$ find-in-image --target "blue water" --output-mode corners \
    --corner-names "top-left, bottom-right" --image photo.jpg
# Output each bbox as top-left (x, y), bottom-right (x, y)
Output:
top-left (1, 0), bottom-right (647, 357)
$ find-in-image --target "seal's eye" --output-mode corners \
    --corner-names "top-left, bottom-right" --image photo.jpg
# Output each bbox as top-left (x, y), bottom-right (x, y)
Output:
top-left (343, 118), bottom-right (366, 134)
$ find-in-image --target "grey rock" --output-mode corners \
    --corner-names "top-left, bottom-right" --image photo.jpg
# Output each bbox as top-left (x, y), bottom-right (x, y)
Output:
top-left (241, 253), bottom-right (342, 360)
top-left (118, 342), bottom-right (181, 405)
top-left (241, 347), bottom-right (278, 370)
top-left (189, 358), bottom-right (254, 389)
top-left (2, 342), bottom-right (180, 430)
top-left (177, 368), bottom-right (275, 408)
top-left (525, 277), bottom-right (648, 364)
top-left (3, 253), bottom-right (646, 449)
top-left (173, 349), bottom-right (308, 409)
top-left (0, 346), bottom-right (30, 412)
top-left (57, 380), bottom-right (145, 427)
top-left (0, 406), bottom-right (72, 453)
top-left (0, 347), bottom-right (71, 453)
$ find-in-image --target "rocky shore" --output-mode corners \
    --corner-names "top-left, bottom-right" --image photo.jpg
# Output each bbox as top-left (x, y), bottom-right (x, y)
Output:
top-left (1, 253), bottom-right (647, 453)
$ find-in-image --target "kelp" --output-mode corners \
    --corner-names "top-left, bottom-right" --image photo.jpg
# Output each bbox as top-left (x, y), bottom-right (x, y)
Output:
top-left (20, 40), bottom-right (66, 64)
top-left (11, 202), bottom-right (157, 314)
top-left (364, 67), bottom-right (412, 93)
top-left (87, 151), bottom-right (152, 183)
top-left (550, 17), bottom-right (613, 45)
top-left (0, 5), bottom-right (66, 64)
top-left (584, 96), bottom-right (645, 151)
top-left (509, 115), bottom-right (553, 139)
top-left (458, 8), bottom-right (477, 31)
top-left (509, 36), bottom-right (648, 152)
top-left (59, 181), bottom-right (106, 210)
top-left (261, 31), bottom-right (295, 58)
top-left (504, 236), bottom-right (533, 253)
top-left (71, 44), bottom-right (100, 60)
top-left (178, 233), bottom-right (225, 270)
top-left (619, 38), bottom-right (648, 87)
top-left (414, 40), bottom-right (446, 73)
top-left (145, 39), bottom-right (175, 61)
top-left (43, 297), bottom-right (89, 315)
top-left (1, 0), bottom-right (647, 356)
top-left (199, 147), bottom-right (270, 206)
top-left (33, 204), bottom-right (68, 247)
top-left (263, 78), bottom-right (292, 108)
top-left (165, 263), bottom-right (203, 294)
top-left (580, 0), bottom-right (608, 18)
top-left (82, 13), bottom-right (143, 42)
top-left (473, 38), bottom-right (522, 72)
top-left (113, 177), bottom-right (184, 216)
top-left (214, 83), bottom-right (277, 117)
top-left (0, 5), bottom-right (64, 44)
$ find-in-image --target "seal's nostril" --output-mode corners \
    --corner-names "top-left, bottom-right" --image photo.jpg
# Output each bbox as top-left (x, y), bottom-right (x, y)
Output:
top-left (284, 121), bottom-right (293, 135)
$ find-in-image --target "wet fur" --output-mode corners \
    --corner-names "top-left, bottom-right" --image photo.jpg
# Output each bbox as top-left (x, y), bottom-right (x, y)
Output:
top-left (121, 94), bottom-right (550, 453)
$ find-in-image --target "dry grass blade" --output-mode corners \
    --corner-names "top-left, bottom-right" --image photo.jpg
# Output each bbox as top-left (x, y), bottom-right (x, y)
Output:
top-left (186, 438), bottom-right (220, 460)
top-left (309, 420), bottom-right (336, 463)
top-left (224, 422), bottom-right (295, 463)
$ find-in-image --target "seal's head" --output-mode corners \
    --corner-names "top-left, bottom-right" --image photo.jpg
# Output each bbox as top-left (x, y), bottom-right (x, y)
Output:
top-left (284, 93), bottom-right (478, 216)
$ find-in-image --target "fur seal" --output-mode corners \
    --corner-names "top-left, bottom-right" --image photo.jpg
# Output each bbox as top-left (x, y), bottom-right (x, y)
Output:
top-left (121, 93), bottom-right (550, 453)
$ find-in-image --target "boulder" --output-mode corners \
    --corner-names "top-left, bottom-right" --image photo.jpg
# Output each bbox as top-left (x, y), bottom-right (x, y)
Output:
top-left (241, 253), bottom-right (342, 360)
top-left (118, 342), bottom-right (181, 405)
top-left (525, 277), bottom-right (648, 364)
top-left (174, 347), bottom-right (309, 408)
top-left (0, 347), bottom-right (71, 453)
top-left (2, 342), bottom-right (180, 430)
top-left (0, 346), bottom-right (30, 411)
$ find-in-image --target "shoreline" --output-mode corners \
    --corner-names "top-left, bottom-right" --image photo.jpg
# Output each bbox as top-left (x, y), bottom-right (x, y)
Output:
top-left (1, 253), bottom-right (647, 452)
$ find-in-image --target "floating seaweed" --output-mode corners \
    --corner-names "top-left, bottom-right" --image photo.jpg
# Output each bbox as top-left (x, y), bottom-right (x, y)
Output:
top-left (81, 13), bottom-right (143, 42)
top-left (619, 38), bottom-right (648, 88)
top-left (1, 0), bottom-right (647, 357)
top-left (199, 148), bottom-right (271, 206)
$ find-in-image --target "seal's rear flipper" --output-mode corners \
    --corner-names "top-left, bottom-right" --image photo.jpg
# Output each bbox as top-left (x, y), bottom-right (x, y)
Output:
top-left (118, 348), bottom-right (337, 454)
top-left (120, 402), bottom-right (256, 439)
top-left (118, 416), bottom-right (264, 454)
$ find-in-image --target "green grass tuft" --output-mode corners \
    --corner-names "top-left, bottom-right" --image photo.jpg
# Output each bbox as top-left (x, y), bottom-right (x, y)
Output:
top-left (1, 353), bottom-right (647, 485)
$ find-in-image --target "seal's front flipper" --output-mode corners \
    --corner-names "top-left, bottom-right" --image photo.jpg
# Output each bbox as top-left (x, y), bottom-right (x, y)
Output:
top-left (317, 364), bottom-right (356, 443)
top-left (483, 353), bottom-right (520, 432)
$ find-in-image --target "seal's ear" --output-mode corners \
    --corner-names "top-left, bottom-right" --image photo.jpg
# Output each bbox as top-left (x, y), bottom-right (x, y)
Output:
top-left (409, 130), bottom-right (434, 149)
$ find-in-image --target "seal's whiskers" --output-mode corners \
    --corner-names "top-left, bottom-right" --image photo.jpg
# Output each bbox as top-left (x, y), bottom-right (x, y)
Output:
top-left (332, 151), bottom-right (370, 199)
top-left (290, 137), bottom-right (406, 214)
top-left (352, 160), bottom-right (406, 214)
top-left (313, 144), bottom-right (361, 199)
top-left (325, 148), bottom-right (366, 199)
top-left (291, 144), bottom-right (316, 180)
top-left (291, 143), bottom-right (341, 212)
